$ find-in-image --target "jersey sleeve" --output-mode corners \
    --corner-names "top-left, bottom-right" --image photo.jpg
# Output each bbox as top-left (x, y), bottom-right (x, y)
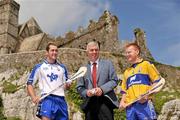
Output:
top-left (147, 62), bottom-right (161, 83)
top-left (63, 66), bottom-right (68, 81)
top-left (27, 64), bottom-right (41, 86)
top-left (59, 64), bottom-right (68, 81)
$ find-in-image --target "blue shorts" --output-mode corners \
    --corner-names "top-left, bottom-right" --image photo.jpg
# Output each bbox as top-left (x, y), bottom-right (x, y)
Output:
top-left (126, 100), bottom-right (157, 120)
top-left (38, 95), bottom-right (68, 120)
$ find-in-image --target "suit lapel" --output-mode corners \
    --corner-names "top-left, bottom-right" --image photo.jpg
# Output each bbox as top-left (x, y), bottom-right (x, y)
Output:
top-left (87, 63), bottom-right (93, 87)
top-left (97, 59), bottom-right (101, 84)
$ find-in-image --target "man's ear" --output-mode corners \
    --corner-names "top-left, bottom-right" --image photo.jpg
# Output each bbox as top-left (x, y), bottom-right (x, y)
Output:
top-left (135, 49), bottom-right (140, 56)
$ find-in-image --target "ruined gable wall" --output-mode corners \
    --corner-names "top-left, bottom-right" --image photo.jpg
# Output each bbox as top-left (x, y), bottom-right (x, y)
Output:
top-left (55, 11), bottom-right (121, 52)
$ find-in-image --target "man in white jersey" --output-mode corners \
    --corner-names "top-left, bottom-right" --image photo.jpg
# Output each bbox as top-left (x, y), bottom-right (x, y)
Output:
top-left (27, 42), bottom-right (70, 120)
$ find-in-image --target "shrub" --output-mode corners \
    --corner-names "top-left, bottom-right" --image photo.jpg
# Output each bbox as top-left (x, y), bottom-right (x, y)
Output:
top-left (2, 81), bottom-right (19, 93)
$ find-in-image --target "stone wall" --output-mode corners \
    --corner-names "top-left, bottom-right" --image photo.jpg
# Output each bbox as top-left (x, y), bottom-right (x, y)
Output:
top-left (0, 48), bottom-right (125, 120)
top-left (0, 48), bottom-right (180, 120)
top-left (0, 48), bottom-right (125, 74)
top-left (0, 0), bottom-right (20, 54)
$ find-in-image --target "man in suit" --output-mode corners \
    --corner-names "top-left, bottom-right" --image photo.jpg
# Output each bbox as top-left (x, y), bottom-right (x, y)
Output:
top-left (76, 41), bottom-right (119, 120)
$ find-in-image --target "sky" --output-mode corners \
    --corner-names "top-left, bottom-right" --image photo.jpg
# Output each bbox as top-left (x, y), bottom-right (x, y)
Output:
top-left (14, 0), bottom-right (180, 66)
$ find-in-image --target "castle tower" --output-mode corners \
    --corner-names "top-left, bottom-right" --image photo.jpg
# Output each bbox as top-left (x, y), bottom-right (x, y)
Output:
top-left (134, 28), bottom-right (153, 60)
top-left (0, 0), bottom-right (20, 54)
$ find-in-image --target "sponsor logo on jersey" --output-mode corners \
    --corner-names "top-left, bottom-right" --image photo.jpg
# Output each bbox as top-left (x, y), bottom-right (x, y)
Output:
top-left (128, 75), bottom-right (142, 87)
top-left (47, 73), bottom-right (58, 82)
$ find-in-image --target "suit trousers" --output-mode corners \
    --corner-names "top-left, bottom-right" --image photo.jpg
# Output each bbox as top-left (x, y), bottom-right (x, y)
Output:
top-left (85, 96), bottom-right (114, 120)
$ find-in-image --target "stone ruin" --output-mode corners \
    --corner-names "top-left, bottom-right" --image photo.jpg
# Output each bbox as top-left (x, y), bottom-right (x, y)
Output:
top-left (0, 0), bottom-right (152, 60)
top-left (1, 1), bottom-right (180, 120)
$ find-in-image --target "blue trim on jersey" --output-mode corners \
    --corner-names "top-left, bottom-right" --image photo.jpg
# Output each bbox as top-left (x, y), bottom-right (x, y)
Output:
top-left (149, 61), bottom-right (154, 64)
top-left (131, 60), bottom-right (144, 68)
top-left (120, 90), bottom-right (126, 94)
top-left (27, 63), bottom-right (42, 85)
top-left (43, 59), bottom-right (58, 64)
top-left (43, 59), bottom-right (59, 64)
top-left (58, 63), bottom-right (68, 81)
top-left (44, 59), bottom-right (56, 64)
top-left (43, 59), bottom-right (48, 64)
top-left (152, 79), bottom-right (160, 83)
top-left (126, 74), bottom-right (151, 89)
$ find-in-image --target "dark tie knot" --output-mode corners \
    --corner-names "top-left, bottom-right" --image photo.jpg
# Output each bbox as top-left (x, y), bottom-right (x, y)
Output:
top-left (93, 62), bottom-right (97, 66)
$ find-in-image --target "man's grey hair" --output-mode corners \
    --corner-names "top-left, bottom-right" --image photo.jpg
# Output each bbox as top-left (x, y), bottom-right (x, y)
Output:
top-left (86, 41), bottom-right (99, 50)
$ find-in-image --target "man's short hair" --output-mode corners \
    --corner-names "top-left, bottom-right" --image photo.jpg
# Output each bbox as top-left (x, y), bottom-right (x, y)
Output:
top-left (46, 42), bottom-right (57, 51)
top-left (125, 42), bottom-right (141, 55)
top-left (86, 41), bottom-right (100, 51)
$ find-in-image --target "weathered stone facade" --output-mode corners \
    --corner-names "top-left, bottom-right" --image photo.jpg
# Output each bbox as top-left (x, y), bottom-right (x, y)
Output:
top-left (2, 0), bottom-right (179, 120)
top-left (0, 0), bottom-right (153, 60)
top-left (134, 28), bottom-right (152, 60)
top-left (0, 0), bottom-right (19, 54)
top-left (0, 48), bottom-right (180, 120)
top-left (55, 10), bottom-right (120, 53)
top-left (0, 0), bottom-right (121, 54)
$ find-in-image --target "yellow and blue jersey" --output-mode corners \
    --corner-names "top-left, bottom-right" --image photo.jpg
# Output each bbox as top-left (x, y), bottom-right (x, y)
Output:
top-left (121, 60), bottom-right (161, 104)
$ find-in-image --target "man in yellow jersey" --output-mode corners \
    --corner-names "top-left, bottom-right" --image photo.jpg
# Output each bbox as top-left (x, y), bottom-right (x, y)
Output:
top-left (119, 42), bottom-right (161, 120)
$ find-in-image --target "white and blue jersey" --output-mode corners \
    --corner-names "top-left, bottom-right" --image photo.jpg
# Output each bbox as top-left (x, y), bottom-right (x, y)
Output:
top-left (27, 59), bottom-right (69, 120)
top-left (27, 59), bottom-right (68, 97)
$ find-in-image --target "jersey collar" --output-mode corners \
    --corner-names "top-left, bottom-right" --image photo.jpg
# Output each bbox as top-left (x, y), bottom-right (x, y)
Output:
top-left (131, 59), bottom-right (144, 68)
top-left (43, 59), bottom-right (59, 64)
